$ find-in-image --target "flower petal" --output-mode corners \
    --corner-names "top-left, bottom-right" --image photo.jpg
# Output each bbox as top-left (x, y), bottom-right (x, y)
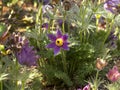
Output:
top-left (62, 42), bottom-right (69, 50)
top-left (54, 46), bottom-right (60, 55)
top-left (83, 84), bottom-right (90, 90)
top-left (42, 23), bottom-right (49, 29)
top-left (113, 66), bottom-right (118, 71)
top-left (46, 42), bottom-right (56, 48)
top-left (77, 89), bottom-right (82, 90)
top-left (104, 0), bottom-right (120, 14)
top-left (16, 42), bottom-right (38, 67)
top-left (62, 34), bottom-right (68, 41)
top-left (56, 29), bottom-right (62, 38)
top-left (57, 19), bottom-right (63, 26)
top-left (106, 66), bottom-right (120, 82)
top-left (47, 34), bottom-right (56, 41)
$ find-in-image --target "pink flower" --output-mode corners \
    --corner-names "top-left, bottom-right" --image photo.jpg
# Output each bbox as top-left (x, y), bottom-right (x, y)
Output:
top-left (83, 84), bottom-right (90, 90)
top-left (106, 66), bottom-right (120, 82)
top-left (77, 84), bottom-right (90, 90)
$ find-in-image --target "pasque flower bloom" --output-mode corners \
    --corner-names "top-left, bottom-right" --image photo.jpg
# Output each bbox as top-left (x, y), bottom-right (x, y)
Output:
top-left (83, 84), bottom-right (91, 90)
top-left (77, 84), bottom-right (91, 90)
top-left (46, 30), bottom-right (69, 55)
top-left (104, 0), bottom-right (120, 14)
top-left (16, 41), bottom-right (39, 67)
top-left (96, 58), bottom-right (107, 70)
top-left (106, 66), bottom-right (120, 82)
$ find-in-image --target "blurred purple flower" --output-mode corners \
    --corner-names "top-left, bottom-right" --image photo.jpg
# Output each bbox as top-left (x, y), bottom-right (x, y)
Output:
top-left (108, 31), bottom-right (117, 41)
top-left (83, 84), bottom-right (90, 90)
top-left (42, 23), bottom-right (49, 29)
top-left (16, 41), bottom-right (39, 67)
top-left (106, 66), bottom-right (120, 82)
top-left (57, 19), bottom-right (63, 26)
top-left (104, 0), bottom-right (120, 14)
top-left (107, 30), bottom-right (117, 48)
top-left (46, 30), bottom-right (69, 55)
top-left (77, 84), bottom-right (90, 90)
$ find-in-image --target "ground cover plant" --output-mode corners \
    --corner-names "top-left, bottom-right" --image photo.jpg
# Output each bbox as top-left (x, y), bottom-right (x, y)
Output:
top-left (0, 0), bottom-right (120, 90)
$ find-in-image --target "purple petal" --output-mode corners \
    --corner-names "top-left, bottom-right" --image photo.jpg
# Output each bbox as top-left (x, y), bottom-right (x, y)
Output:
top-left (57, 19), bottom-right (63, 26)
top-left (83, 84), bottom-right (90, 90)
top-left (56, 30), bottom-right (62, 38)
top-left (107, 8), bottom-right (115, 13)
top-left (77, 89), bottom-right (82, 90)
top-left (54, 46), bottom-right (60, 55)
top-left (62, 42), bottom-right (69, 50)
top-left (46, 42), bottom-right (56, 48)
top-left (47, 34), bottom-right (56, 41)
top-left (16, 42), bottom-right (38, 67)
top-left (42, 23), bottom-right (49, 29)
top-left (112, 66), bottom-right (119, 72)
top-left (62, 34), bottom-right (68, 41)
top-left (104, 0), bottom-right (120, 14)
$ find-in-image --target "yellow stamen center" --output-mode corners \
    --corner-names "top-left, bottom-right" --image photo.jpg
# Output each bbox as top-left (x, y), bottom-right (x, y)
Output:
top-left (55, 38), bottom-right (63, 46)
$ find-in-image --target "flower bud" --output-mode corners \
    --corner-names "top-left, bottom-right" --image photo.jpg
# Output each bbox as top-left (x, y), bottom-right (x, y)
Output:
top-left (96, 58), bottom-right (107, 70)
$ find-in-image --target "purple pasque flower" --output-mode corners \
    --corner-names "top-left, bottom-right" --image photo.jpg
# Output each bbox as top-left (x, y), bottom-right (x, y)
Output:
top-left (46, 29), bottom-right (69, 55)
top-left (104, 0), bottom-right (120, 14)
top-left (106, 66), bottom-right (120, 82)
top-left (83, 84), bottom-right (91, 90)
top-left (16, 41), bottom-right (39, 67)
top-left (77, 84), bottom-right (91, 90)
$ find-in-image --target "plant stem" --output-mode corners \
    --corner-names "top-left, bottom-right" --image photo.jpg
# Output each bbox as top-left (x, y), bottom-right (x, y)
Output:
top-left (95, 70), bottom-right (99, 83)
top-left (94, 70), bottom-right (99, 90)
top-left (61, 50), bottom-right (67, 73)
top-left (22, 81), bottom-right (25, 90)
top-left (15, 57), bottom-right (19, 90)
top-left (96, 18), bottom-right (99, 32)
top-left (51, 6), bottom-right (57, 31)
top-left (62, 11), bottom-right (66, 34)
top-left (36, 3), bottom-right (42, 33)
top-left (1, 80), bottom-right (3, 90)
top-left (102, 16), bottom-right (115, 46)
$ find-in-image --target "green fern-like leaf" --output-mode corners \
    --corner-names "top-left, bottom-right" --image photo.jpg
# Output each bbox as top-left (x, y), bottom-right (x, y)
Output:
top-left (54, 71), bottom-right (73, 86)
